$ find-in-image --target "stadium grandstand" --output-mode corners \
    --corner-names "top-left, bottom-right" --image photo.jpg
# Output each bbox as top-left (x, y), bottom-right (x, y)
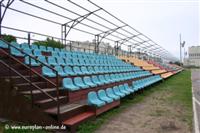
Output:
top-left (0, 0), bottom-right (183, 132)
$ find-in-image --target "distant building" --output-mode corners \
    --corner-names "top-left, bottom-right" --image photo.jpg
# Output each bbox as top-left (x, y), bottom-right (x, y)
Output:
top-left (184, 46), bottom-right (200, 67)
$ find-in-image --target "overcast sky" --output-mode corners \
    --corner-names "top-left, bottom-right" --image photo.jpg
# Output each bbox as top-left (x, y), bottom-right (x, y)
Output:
top-left (2, 0), bottom-right (199, 59)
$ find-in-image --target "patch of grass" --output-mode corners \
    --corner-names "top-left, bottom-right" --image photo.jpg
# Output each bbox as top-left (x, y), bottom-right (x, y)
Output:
top-left (77, 70), bottom-right (192, 133)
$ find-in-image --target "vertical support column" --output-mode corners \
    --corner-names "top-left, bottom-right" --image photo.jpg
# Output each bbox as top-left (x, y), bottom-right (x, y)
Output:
top-left (180, 34), bottom-right (182, 63)
top-left (0, 2), bottom-right (2, 36)
top-left (94, 35), bottom-right (100, 54)
top-left (28, 32), bottom-right (31, 45)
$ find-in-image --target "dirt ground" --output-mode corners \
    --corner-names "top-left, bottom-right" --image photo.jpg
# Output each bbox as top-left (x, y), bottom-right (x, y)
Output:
top-left (95, 89), bottom-right (191, 133)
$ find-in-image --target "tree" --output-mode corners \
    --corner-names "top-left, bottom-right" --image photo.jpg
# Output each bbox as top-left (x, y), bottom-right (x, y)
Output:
top-left (33, 38), bottom-right (64, 48)
top-left (1, 34), bottom-right (17, 43)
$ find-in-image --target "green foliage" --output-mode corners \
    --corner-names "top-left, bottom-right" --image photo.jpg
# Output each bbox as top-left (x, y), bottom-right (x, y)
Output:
top-left (1, 34), bottom-right (17, 43)
top-left (33, 38), bottom-right (64, 48)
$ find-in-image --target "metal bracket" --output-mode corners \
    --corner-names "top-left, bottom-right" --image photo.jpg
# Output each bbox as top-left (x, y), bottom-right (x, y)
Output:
top-left (62, 8), bottom-right (101, 42)
top-left (0, 0), bottom-right (15, 35)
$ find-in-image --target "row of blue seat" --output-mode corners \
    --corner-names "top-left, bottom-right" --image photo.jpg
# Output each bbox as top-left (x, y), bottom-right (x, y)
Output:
top-left (87, 83), bottom-right (135, 107)
top-left (133, 75), bottom-right (162, 91)
top-left (61, 71), bottom-right (152, 91)
top-left (42, 65), bottom-right (142, 77)
top-left (24, 55), bottom-right (130, 67)
top-left (87, 75), bottom-right (163, 107)
top-left (8, 41), bottom-right (117, 60)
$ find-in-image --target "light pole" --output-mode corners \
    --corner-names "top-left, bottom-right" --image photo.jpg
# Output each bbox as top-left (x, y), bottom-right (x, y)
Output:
top-left (179, 34), bottom-right (185, 64)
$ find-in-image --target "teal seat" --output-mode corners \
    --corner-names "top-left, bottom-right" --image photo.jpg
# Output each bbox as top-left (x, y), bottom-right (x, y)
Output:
top-left (0, 40), bottom-right (8, 48)
top-left (31, 45), bottom-right (39, 49)
top-left (52, 51), bottom-right (59, 57)
top-left (59, 52), bottom-right (66, 57)
top-left (64, 66), bottom-right (76, 76)
top-left (54, 48), bottom-right (60, 52)
top-left (81, 66), bottom-right (90, 74)
top-left (123, 83), bottom-right (134, 93)
top-left (65, 58), bottom-right (73, 66)
top-left (62, 78), bottom-right (80, 91)
top-left (83, 76), bottom-right (96, 87)
top-left (98, 75), bottom-right (108, 84)
top-left (87, 91), bottom-right (106, 107)
top-left (54, 66), bottom-right (68, 77)
top-left (104, 74), bottom-right (113, 83)
top-left (20, 43), bottom-right (29, 49)
top-left (106, 88), bottom-right (120, 100)
top-left (91, 76), bottom-right (103, 85)
top-left (33, 49), bottom-right (42, 56)
top-left (23, 48), bottom-right (33, 55)
top-left (73, 66), bottom-right (84, 75)
top-left (74, 77), bottom-right (89, 89)
top-left (39, 45), bottom-right (47, 51)
top-left (48, 57), bottom-right (58, 66)
top-left (47, 47), bottom-right (54, 52)
top-left (88, 66), bottom-right (95, 74)
top-left (24, 56), bottom-right (40, 66)
top-left (113, 86), bottom-right (125, 98)
top-left (37, 56), bottom-right (47, 64)
top-left (72, 59), bottom-right (80, 66)
top-left (56, 57), bottom-right (66, 66)
top-left (42, 66), bottom-right (56, 77)
top-left (10, 47), bottom-right (24, 57)
top-left (118, 85), bottom-right (130, 95)
top-left (97, 90), bottom-right (113, 103)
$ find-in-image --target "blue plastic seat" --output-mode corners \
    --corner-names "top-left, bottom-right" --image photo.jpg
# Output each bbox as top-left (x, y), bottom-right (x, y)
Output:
top-left (98, 75), bottom-right (108, 84)
top-left (39, 45), bottom-right (47, 51)
top-left (10, 47), bottom-right (24, 57)
top-left (64, 66), bottom-right (76, 76)
top-left (124, 83), bottom-right (134, 93)
top-left (54, 48), bottom-right (60, 52)
top-left (23, 48), bottom-right (33, 55)
top-left (47, 57), bottom-right (58, 66)
top-left (91, 76), bottom-right (103, 85)
top-left (83, 76), bottom-right (96, 87)
top-left (52, 51), bottom-right (59, 57)
top-left (65, 58), bottom-right (73, 66)
top-left (104, 74), bottom-right (113, 83)
top-left (54, 66), bottom-right (68, 77)
top-left (79, 59), bottom-right (86, 66)
top-left (88, 91), bottom-right (106, 107)
top-left (72, 59), bottom-right (80, 66)
top-left (56, 57), bottom-right (66, 66)
top-left (106, 88), bottom-right (120, 100)
top-left (88, 66), bottom-right (95, 74)
top-left (33, 49), bottom-right (42, 56)
top-left (37, 56), bottom-right (47, 64)
top-left (24, 56), bottom-right (40, 66)
top-left (42, 66), bottom-right (56, 77)
top-left (113, 86), bottom-right (125, 98)
top-left (62, 78), bottom-right (80, 91)
top-left (31, 45), bottom-right (39, 49)
top-left (47, 47), bottom-right (54, 52)
top-left (11, 42), bottom-right (20, 48)
top-left (81, 66), bottom-right (90, 74)
top-left (20, 43), bottom-right (29, 49)
top-left (73, 66), bottom-right (84, 75)
top-left (97, 90), bottom-right (113, 103)
top-left (119, 85), bottom-right (130, 95)
top-left (74, 77), bottom-right (89, 89)
top-left (59, 52), bottom-right (66, 57)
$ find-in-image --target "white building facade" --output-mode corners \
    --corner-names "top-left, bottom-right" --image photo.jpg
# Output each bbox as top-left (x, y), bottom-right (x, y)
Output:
top-left (184, 46), bottom-right (200, 67)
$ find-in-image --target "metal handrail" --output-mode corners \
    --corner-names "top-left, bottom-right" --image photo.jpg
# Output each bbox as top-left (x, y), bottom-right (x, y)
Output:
top-left (0, 39), bottom-right (60, 116)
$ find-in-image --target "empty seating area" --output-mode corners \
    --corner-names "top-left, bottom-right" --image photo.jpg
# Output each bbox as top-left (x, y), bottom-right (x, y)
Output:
top-left (0, 40), bottom-right (183, 132)
top-left (161, 72), bottom-right (173, 79)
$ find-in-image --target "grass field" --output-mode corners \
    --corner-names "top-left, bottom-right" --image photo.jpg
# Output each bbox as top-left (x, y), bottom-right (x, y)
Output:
top-left (78, 70), bottom-right (192, 133)
top-left (0, 70), bottom-right (192, 133)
